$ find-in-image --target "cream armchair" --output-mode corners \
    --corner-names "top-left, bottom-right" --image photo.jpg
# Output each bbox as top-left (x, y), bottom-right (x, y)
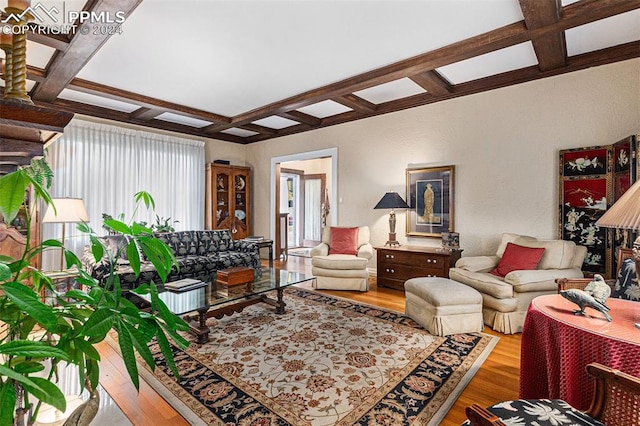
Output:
top-left (449, 232), bottom-right (587, 334)
top-left (310, 226), bottom-right (373, 291)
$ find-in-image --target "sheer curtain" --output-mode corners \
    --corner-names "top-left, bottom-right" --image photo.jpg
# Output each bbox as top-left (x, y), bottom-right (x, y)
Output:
top-left (42, 120), bottom-right (205, 270)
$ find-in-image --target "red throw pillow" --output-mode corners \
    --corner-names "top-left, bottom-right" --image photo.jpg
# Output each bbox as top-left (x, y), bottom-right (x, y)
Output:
top-left (490, 242), bottom-right (545, 277)
top-left (329, 227), bottom-right (359, 255)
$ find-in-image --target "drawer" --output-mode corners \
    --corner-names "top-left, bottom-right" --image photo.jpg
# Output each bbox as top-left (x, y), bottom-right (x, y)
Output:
top-left (376, 276), bottom-right (405, 291)
top-left (378, 250), bottom-right (448, 268)
top-left (377, 263), bottom-right (445, 281)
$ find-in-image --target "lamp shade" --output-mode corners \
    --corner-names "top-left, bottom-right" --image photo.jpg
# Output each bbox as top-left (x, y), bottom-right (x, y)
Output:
top-left (595, 180), bottom-right (640, 229)
top-left (374, 192), bottom-right (409, 210)
top-left (42, 198), bottom-right (89, 223)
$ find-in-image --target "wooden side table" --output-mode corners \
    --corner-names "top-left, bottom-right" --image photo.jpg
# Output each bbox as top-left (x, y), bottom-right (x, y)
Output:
top-left (245, 239), bottom-right (274, 267)
top-left (375, 245), bottom-right (462, 291)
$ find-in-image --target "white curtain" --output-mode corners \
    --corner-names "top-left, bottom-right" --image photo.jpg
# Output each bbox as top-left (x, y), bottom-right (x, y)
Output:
top-left (42, 120), bottom-right (205, 270)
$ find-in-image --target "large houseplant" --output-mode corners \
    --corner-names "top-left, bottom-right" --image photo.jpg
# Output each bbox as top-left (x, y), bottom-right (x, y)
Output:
top-left (0, 162), bottom-right (189, 425)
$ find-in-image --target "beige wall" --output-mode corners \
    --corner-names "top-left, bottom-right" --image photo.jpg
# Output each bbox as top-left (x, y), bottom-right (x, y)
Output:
top-left (237, 58), bottom-right (639, 260)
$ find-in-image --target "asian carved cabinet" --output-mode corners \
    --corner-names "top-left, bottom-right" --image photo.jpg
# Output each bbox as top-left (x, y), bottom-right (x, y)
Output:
top-left (205, 164), bottom-right (251, 240)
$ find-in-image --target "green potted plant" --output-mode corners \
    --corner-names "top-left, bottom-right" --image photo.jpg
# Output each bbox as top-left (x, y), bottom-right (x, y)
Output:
top-left (0, 162), bottom-right (189, 425)
top-left (152, 215), bottom-right (179, 233)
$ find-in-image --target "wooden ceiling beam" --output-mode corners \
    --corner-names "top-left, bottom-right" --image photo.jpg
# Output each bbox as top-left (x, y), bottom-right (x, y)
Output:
top-left (67, 78), bottom-right (230, 124)
top-left (333, 94), bottom-right (377, 113)
top-left (0, 156), bottom-right (31, 166)
top-left (277, 111), bottom-right (320, 126)
top-left (410, 71), bottom-right (453, 96)
top-left (236, 40), bottom-right (640, 143)
top-left (0, 140), bottom-right (44, 157)
top-left (221, 0), bottom-right (639, 133)
top-left (241, 123), bottom-right (278, 136)
top-left (27, 29), bottom-right (70, 52)
top-left (519, 0), bottom-right (566, 71)
top-left (129, 107), bottom-right (165, 121)
top-left (30, 0), bottom-right (144, 102)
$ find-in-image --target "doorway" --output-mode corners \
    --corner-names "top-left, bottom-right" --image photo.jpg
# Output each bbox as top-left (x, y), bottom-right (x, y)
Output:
top-left (270, 148), bottom-right (338, 259)
top-left (280, 169), bottom-right (327, 249)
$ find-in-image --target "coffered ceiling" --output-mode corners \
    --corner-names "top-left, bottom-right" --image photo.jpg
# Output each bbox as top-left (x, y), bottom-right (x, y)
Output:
top-left (2, 0), bottom-right (639, 144)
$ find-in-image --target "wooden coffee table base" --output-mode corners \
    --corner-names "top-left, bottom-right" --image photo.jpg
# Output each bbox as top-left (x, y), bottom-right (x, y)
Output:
top-left (183, 287), bottom-right (287, 344)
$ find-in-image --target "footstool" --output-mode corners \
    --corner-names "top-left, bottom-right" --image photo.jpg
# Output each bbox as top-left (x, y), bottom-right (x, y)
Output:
top-left (404, 277), bottom-right (484, 336)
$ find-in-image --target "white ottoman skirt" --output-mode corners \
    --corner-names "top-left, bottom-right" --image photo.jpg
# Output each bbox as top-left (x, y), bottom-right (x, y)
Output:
top-left (404, 277), bottom-right (484, 336)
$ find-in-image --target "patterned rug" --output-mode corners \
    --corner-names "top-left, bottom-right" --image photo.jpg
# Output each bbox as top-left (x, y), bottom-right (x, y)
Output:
top-left (288, 247), bottom-right (312, 258)
top-left (130, 288), bottom-right (498, 425)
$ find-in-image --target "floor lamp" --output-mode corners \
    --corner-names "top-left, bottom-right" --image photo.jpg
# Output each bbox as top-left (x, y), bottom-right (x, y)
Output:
top-left (42, 198), bottom-right (89, 271)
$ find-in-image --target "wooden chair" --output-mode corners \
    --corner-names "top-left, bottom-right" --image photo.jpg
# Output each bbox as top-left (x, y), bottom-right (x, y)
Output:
top-left (556, 247), bottom-right (634, 293)
top-left (465, 363), bottom-right (640, 425)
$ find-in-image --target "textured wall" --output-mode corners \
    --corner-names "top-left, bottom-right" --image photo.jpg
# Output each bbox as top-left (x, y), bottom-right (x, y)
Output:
top-left (207, 58), bottom-right (640, 263)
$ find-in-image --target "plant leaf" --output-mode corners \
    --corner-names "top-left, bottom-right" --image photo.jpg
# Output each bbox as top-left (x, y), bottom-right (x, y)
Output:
top-left (0, 341), bottom-right (71, 360)
top-left (79, 307), bottom-right (115, 339)
top-left (0, 263), bottom-right (11, 281)
top-left (0, 381), bottom-right (16, 426)
top-left (154, 325), bottom-right (180, 380)
top-left (116, 324), bottom-right (140, 390)
top-left (0, 365), bottom-right (66, 412)
top-left (21, 376), bottom-right (67, 413)
top-left (134, 191), bottom-right (155, 210)
top-left (104, 219), bottom-right (131, 235)
top-left (0, 170), bottom-right (30, 223)
top-left (1, 282), bottom-right (57, 330)
top-left (122, 322), bottom-right (155, 370)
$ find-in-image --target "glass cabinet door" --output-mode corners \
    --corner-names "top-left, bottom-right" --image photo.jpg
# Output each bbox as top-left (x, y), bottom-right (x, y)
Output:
top-left (232, 171), bottom-right (249, 238)
top-left (216, 172), bottom-right (231, 228)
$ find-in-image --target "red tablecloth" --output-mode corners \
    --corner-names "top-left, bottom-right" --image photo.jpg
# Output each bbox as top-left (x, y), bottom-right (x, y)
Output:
top-left (520, 294), bottom-right (640, 411)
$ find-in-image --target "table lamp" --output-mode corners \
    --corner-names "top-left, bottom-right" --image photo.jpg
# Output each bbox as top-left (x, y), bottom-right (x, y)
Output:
top-left (374, 191), bottom-right (410, 247)
top-left (42, 198), bottom-right (89, 270)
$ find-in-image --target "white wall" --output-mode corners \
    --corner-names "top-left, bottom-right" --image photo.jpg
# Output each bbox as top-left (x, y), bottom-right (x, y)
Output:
top-left (242, 58), bottom-right (640, 261)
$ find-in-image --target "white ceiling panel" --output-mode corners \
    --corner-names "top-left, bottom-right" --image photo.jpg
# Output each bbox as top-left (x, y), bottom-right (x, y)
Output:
top-left (252, 116), bottom-right (299, 130)
top-left (58, 89), bottom-right (140, 112)
top-left (355, 78), bottom-right (426, 104)
top-left (437, 41), bottom-right (538, 84)
top-left (156, 112), bottom-right (213, 128)
top-left (297, 100), bottom-right (352, 118)
top-left (565, 9), bottom-right (640, 57)
top-left (221, 128), bottom-right (259, 138)
top-left (26, 41), bottom-right (56, 69)
top-left (75, 0), bottom-right (524, 116)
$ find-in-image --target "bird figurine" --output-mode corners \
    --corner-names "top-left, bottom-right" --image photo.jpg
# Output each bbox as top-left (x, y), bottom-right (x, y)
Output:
top-left (582, 274), bottom-right (611, 304)
top-left (560, 288), bottom-right (612, 322)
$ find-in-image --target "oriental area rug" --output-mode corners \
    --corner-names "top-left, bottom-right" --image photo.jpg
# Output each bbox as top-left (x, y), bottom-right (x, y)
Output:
top-left (131, 288), bottom-right (498, 425)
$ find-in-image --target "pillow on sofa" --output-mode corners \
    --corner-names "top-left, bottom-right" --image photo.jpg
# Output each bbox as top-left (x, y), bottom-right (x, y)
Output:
top-left (329, 227), bottom-right (359, 255)
top-left (490, 242), bottom-right (545, 277)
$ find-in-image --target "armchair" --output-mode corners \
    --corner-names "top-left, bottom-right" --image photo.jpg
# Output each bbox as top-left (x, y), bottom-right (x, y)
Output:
top-left (310, 226), bottom-right (373, 291)
top-left (449, 232), bottom-right (587, 334)
top-left (464, 363), bottom-right (640, 426)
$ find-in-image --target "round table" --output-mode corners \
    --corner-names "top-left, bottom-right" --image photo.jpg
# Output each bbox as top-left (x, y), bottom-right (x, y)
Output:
top-left (519, 294), bottom-right (640, 410)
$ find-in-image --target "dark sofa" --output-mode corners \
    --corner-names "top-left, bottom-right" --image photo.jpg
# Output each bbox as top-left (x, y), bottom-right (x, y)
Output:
top-left (82, 229), bottom-right (260, 290)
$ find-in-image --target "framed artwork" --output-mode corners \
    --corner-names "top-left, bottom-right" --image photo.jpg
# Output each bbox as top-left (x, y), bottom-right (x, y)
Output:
top-left (406, 165), bottom-right (454, 237)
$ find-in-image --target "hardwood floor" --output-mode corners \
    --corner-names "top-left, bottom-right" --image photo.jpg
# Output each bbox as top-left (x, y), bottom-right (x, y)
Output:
top-left (96, 256), bottom-right (521, 425)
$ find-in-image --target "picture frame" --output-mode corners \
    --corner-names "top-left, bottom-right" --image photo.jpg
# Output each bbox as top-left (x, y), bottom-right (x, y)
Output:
top-left (406, 165), bottom-right (454, 237)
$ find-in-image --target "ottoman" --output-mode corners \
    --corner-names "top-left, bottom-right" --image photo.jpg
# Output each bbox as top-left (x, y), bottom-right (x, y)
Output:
top-left (404, 277), bottom-right (484, 336)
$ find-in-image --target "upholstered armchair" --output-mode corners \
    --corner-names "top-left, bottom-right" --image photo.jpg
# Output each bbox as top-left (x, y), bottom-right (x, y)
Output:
top-left (464, 363), bottom-right (640, 426)
top-left (310, 226), bottom-right (373, 291)
top-left (449, 232), bottom-right (587, 334)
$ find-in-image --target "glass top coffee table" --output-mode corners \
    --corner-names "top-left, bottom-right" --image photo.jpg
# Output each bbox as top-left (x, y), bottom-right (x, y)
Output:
top-left (141, 267), bottom-right (314, 343)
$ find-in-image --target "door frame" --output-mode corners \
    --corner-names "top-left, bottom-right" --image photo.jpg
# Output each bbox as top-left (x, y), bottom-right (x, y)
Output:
top-left (270, 148), bottom-right (338, 244)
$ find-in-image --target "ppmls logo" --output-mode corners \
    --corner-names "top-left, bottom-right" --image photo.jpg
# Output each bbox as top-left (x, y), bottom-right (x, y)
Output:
top-left (1, 3), bottom-right (59, 24)
top-left (1, 2), bottom-right (125, 35)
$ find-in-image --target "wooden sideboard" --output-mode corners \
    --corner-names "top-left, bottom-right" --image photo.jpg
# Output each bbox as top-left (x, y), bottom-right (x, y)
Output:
top-left (375, 245), bottom-right (462, 290)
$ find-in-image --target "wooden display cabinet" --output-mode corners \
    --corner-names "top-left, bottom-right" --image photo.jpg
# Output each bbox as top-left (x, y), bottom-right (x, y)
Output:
top-left (205, 164), bottom-right (251, 239)
top-left (376, 245), bottom-right (462, 291)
